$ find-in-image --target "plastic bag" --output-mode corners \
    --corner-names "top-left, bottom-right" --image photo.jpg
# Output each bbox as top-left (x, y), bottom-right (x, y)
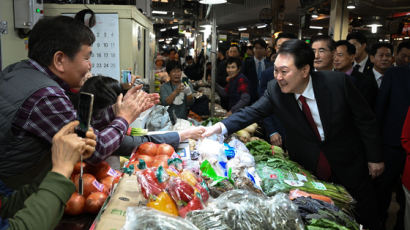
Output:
top-left (137, 167), bottom-right (169, 199)
top-left (186, 190), bottom-right (304, 230)
top-left (122, 207), bottom-right (200, 230)
top-left (145, 105), bottom-right (172, 131)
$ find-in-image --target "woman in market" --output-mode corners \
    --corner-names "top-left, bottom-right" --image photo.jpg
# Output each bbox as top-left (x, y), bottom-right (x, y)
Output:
top-left (160, 61), bottom-right (195, 120)
top-left (0, 121), bottom-right (96, 230)
top-left (71, 75), bottom-right (205, 158)
top-left (215, 57), bottom-right (250, 117)
top-left (401, 106), bottom-right (410, 230)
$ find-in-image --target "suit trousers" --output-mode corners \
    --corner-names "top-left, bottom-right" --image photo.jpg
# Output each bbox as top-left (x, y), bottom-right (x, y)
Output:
top-left (374, 145), bottom-right (406, 229)
top-left (343, 175), bottom-right (382, 230)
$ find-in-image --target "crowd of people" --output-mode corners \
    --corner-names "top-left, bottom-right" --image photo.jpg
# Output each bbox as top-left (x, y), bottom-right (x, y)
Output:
top-left (153, 32), bottom-right (410, 229)
top-left (154, 32), bottom-right (410, 230)
top-left (0, 13), bottom-right (410, 230)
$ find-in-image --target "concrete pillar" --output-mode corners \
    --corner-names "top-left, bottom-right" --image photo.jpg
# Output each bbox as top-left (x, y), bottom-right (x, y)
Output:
top-left (329, 0), bottom-right (349, 41)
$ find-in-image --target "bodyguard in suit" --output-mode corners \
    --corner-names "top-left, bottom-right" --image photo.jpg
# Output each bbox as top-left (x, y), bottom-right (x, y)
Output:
top-left (333, 40), bottom-right (378, 108)
top-left (241, 39), bottom-right (273, 103)
top-left (374, 64), bottom-right (410, 229)
top-left (203, 39), bottom-right (384, 229)
top-left (367, 43), bottom-right (394, 89)
top-left (347, 32), bottom-right (373, 75)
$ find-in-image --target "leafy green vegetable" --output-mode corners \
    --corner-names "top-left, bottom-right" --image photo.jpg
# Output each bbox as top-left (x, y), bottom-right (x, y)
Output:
top-left (130, 128), bottom-right (147, 136)
top-left (307, 218), bottom-right (351, 230)
top-left (201, 117), bottom-right (223, 126)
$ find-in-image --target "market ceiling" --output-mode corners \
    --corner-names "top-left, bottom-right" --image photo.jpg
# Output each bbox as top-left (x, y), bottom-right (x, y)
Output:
top-left (151, 0), bottom-right (410, 35)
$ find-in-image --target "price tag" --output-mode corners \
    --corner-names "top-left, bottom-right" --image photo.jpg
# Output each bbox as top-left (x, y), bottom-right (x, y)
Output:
top-left (296, 173), bottom-right (307, 182)
top-left (311, 182), bottom-right (327, 190)
top-left (284, 180), bottom-right (304, 187)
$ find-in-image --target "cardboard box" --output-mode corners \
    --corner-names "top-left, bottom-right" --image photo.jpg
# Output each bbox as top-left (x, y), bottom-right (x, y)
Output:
top-left (94, 174), bottom-right (145, 230)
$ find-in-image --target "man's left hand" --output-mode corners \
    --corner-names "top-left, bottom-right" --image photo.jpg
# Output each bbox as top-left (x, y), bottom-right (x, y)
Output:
top-left (368, 162), bottom-right (384, 178)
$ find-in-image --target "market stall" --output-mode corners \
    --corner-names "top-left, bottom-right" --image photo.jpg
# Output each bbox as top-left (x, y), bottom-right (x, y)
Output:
top-left (60, 110), bottom-right (361, 230)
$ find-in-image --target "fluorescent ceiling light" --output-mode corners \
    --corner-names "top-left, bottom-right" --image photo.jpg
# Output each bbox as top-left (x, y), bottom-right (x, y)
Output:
top-left (238, 27), bottom-right (247, 31)
top-left (366, 24), bottom-right (382, 33)
top-left (257, 24), bottom-right (267, 29)
top-left (311, 9), bottom-right (318, 19)
top-left (199, 0), bottom-right (227, 4)
top-left (152, 10), bottom-right (167, 15)
top-left (171, 26), bottom-right (178, 29)
top-left (309, 26), bottom-right (323, 30)
top-left (160, 28), bottom-right (166, 32)
top-left (158, 39), bottom-right (164, 42)
top-left (347, 0), bottom-right (356, 9)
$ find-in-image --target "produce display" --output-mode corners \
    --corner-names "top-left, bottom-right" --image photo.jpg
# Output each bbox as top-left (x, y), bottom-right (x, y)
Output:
top-left (122, 207), bottom-right (200, 230)
top-left (186, 190), bottom-right (305, 230)
top-left (65, 161), bottom-right (121, 215)
top-left (78, 114), bottom-right (360, 230)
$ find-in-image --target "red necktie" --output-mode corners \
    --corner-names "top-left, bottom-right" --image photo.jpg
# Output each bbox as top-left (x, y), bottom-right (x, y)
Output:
top-left (298, 95), bottom-right (331, 181)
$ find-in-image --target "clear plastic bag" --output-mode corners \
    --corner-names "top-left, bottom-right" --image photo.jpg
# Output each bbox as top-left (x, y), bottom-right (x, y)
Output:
top-left (186, 190), bottom-right (305, 230)
top-left (122, 207), bottom-right (200, 230)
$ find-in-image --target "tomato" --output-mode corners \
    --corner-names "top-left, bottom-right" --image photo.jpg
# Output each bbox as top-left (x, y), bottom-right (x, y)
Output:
top-left (152, 160), bottom-right (168, 168)
top-left (64, 192), bottom-right (85, 215)
top-left (74, 174), bottom-right (105, 197)
top-left (84, 192), bottom-right (107, 214)
top-left (137, 142), bottom-right (158, 156)
top-left (156, 144), bottom-right (175, 157)
top-left (152, 155), bottom-right (169, 168)
top-left (100, 176), bottom-right (114, 191)
top-left (73, 162), bottom-right (87, 175)
top-left (137, 155), bottom-right (154, 168)
top-left (95, 166), bottom-right (119, 181)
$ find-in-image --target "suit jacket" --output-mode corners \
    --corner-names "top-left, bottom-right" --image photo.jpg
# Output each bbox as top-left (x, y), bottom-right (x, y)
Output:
top-left (375, 65), bottom-right (410, 147)
top-left (362, 56), bottom-right (373, 76)
top-left (222, 71), bottom-right (382, 189)
top-left (349, 68), bottom-right (378, 108)
top-left (241, 57), bottom-right (273, 102)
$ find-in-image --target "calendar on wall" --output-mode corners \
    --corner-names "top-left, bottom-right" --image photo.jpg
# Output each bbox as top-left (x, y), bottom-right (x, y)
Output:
top-left (89, 14), bottom-right (120, 79)
top-left (64, 13), bottom-right (120, 79)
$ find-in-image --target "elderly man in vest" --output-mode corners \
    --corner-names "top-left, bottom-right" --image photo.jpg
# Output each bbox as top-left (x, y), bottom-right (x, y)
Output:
top-left (0, 16), bottom-right (159, 189)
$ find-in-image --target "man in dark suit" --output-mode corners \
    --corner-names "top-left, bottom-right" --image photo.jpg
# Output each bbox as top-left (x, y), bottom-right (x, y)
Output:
top-left (347, 32), bottom-right (373, 75)
top-left (241, 39), bottom-right (273, 103)
top-left (260, 33), bottom-right (297, 147)
top-left (333, 40), bottom-right (378, 108)
top-left (367, 43), bottom-right (394, 89)
top-left (375, 64), bottom-right (410, 229)
top-left (203, 39), bottom-right (384, 229)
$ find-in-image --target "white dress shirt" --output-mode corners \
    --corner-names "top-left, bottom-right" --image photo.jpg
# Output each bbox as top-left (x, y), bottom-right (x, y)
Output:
top-left (353, 55), bottom-right (369, 73)
top-left (294, 76), bottom-right (325, 141)
top-left (219, 76), bottom-right (325, 141)
top-left (254, 56), bottom-right (266, 75)
top-left (372, 68), bottom-right (383, 88)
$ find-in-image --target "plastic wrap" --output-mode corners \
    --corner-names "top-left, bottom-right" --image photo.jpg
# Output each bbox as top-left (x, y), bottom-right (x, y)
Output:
top-left (122, 207), bottom-right (200, 230)
top-left (186, 190), bottom-right (305, 230)
top-left (145, 105), bottom-right (172, 131)
top-left (136, 167), bottom-right (169, 199)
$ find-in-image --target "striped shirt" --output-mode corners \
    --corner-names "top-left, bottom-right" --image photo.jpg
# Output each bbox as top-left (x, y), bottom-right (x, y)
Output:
top-left (12, 59), bottom-right (128, 163)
